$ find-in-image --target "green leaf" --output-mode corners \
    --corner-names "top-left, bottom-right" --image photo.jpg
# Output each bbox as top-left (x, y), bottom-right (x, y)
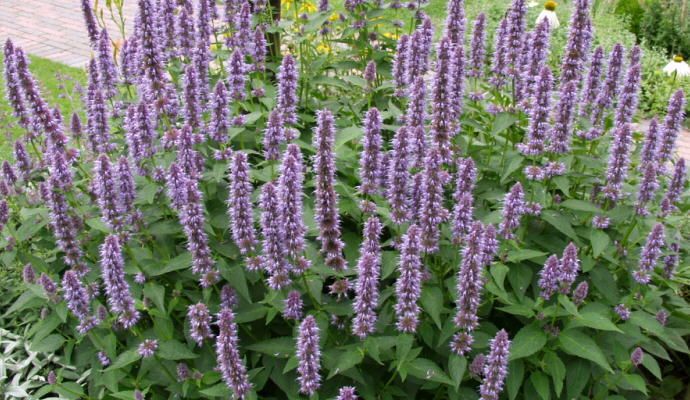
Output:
top-left (530, 371), bottom-right (550, 400)
top-left (158, 340), bottom-right (199, 360)
top-left (246, 337), bottom-right (294, 358)
top-left (200, 383), bottom-right (233, 397)
top-left (510, 323), bottom-right (547, 360)
top-left (566, 358), bottom-right (590, 399)
top-left (30, 334), bottom-right (65, 353)
top-left (573, 311), bottom-right (622, 332)
top-left (55, 382), bottom-right (85, 400)
top-left (85, 217), bottom-right (111, 233)
top-left (15, 217), bottom-right (49, 241)
top-left (618, 373), bottom-right (648, 394)
top-left (335, 126), bottom-right (363, 149)
top-left (507, 249), bottom-right (547, 263)
top-left (406, 358), bottom-right (454, 385)
top-left (558, 329), bottom-right (612, 372)
top-left (490, 263), bottom-right (510, 292)
top-left (492, 112), bottom-right (518, 135)
top-left (143, 283), bottom-right (166, 313)
top-left (420, 286), bottom-right (444, 329)
top-left (542, 211), bottom-right (579, 242)
top-left (544, 352), bottom-right (566, 397)
top-left (137, 182), bottom-right (158, 204)
top-left (448, 355), bottom-right (467, 390)
top-left (506, 360), bottom-right (525, 400)
top-left (560, 199), bottom-right (601, 213)
top-left (326, 350), bottom-right (363, 379)
top-left (590, 230), bottom-right (610, 258)
top-left (642, 354), bottom-right (662, 380)
top-left (558, 295), bottom-right (580, 316)
top-left (150, 253), bottom-right (192, 276)
top-left (107, 349), bottom-right (140, 370)
top-left (501, 155), bottom-right (524, 183)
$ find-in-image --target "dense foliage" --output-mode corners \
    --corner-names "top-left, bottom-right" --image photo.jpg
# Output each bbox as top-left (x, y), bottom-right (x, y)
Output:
top-left (1, 0), bottom-right (689, 399)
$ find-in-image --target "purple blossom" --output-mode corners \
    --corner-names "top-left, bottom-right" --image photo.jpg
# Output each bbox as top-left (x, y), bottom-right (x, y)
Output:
top-left (572, 281), bottom-right (589, 305)
top-left (430, 37), bottom-right (456, 162)
top-left (313, 109), bottom-right (347, 271)
top-left (479, 329), bottom-right (511, 400)
top-left (177, 0), bottom-right (196, 59)
top-left (137, 0), bottom-right (166, 98)
top-left (640, 119), bottom-right (661, 169)
top-left (603, 123), bottom-right (633, 200)
top-left (97, 351), bottom-right (110, 366)
top-left (470, 354), bottom-right (486, 377)
top-left (157, 0), bottom-right (176, 56)
top-left (614, 63), bottom-right (642, 127)
top-left (22, 264), bottom-right (35, 284)
top-left (663, 242), bottom-right (680, 278)
top-left (47, 371), bottom-right (57, 385)
top-left (120, 39), bottom-right (139, 84)
top-left (559, 243), bottom-right (580, 293)
top-left (97, 30), bottom-right (118, 98)
top-left (387, 126), bottom-right (411, 224)
top-left (209, 81), bottom-right (230, 142)
top-left (406, 77), bottom-right (427, 167)
top-left (81, 0), bottom-right (100, 46)
top-left (662, 158), bottom-right (687, 213)
top-left (519, 20), bottom-right (551, 106)
top-left (499, 182), bottom-right (525, 239)
top-left (524, 165), bottom-right (545, 181)
top-left (451, 158), bottom-right (477, 241)
top-left (252, 26), bottom-right (267, 69)
top-left (283, 290), bottom-right (303, 320)
top-left (138, 339), bottom-right (158, 358)
top-left (277, 54), bottom-right (299, 125)
top-left (659, 90), bottom-right (687, 164)
top-left (227, 49), bottom-right (248, 101)
top-left (505, 0), bottom-right (527, 77)
top-left (93, 155), bottom-right (121, 230)
top-left (405, 22), bottom-right (432, 85)
top-left (579, 46), bottom-right (605, 116)
top-left (490, 18), bottom-right (510, 87)
top-left (263, 111), bottom-right (285, 161)
top-left (453, 222), bottom-right (487, 346)
top-left (125, 101), bottom-right (156, 172)
top-left (183, 64), bottom-right (202, 129)
top-left (100, 235), bottom-right (140, 328)
top-left (519, 66), bottom-right (552, 155)
top-left (134, 273), bottom-right (146, 284)
top-left (116, 157), bottom-right (136, 219)
top-left (166, 162), bottom-right (188, 211)
top-left (468, 13), bottom-right (487, 79)
top-left (40, 273), bottom-right (58, 299)
top-left (260, 181), bottom-right (291, 289)
top-left (279, 144), bottom-right (308, 266)
top-left (231, 3), bottom-right (252, 53)
top-left (336, 386), bottom-right (358, 400)
top-left (221, 284), bottom-right (239, 310)
top-left (560, 0), bottom-right (593, 83)
top-left (444, 0), bottom-right (466, 46)
top-left (419, 147), bottom-right (449, 252)
top-left (592, 215), bottom-right (610, 229)
top-left (62, 270), bottom-right (97, 333)
top-left (216, 308), bottom-right (252, 398)
top-left (656, 309), bottom-right (669, 326)
top-left (180, 178), bottom-right (218, 287)
top-left (394, 224), bottom-right (423, 333)
top-left (360, 108), bottom-right (383, 195)
top-left (2, 161), bottom-right (18, 186)
top-left (3, 40), bottom-right (31, 129)
top-left (188, 302), bottom-right (213, 345)
top-left (636, 162), bottom-right (659, 215)
top-left (228, 152), bottom-right (258, 255)
top-left (549, 81), bottom-right (578, 153)
top-left (352, 216), bottom-right (383, 338)
top-left (634, 223), bottom-right (665, 284)
top-left (392, 34), bottom-right (410, 95)
top-left (364, 61), bottom-right (377, 85)
top-left (177, 362), bottom-right (190, 380)
top-left (297, 315), bottom-right (321, 395)
top-left (631, 347), bottom-right (644, 367)
top-left (615, 304), bottom-right (630, 320)
top-left (538, 255), bottom-right (560, 300)
top-left (591, 44), bottom-right (624, 124)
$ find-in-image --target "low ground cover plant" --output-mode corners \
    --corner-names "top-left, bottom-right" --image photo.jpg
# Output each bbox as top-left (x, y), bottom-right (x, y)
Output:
top-left (1, 0), bottom-right (689, 398)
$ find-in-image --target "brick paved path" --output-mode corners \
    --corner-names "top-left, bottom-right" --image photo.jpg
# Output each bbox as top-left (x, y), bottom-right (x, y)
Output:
top-left (0, 0), bottom-right (137, 67)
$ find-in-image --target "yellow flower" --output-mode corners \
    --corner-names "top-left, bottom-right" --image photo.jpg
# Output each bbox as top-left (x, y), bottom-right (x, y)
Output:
top-left (316, 42), bottom-right (332, 54)
top-left (283, 0), bottom-right (294, 9)
top-left (544, 1), bottom-right (557, 10)
top-left (328, 12), bottom-right (340, 22)
top-left (382, 31), bottom-right (400, 40)
top-left (300, 1), bottom-right (317, 13)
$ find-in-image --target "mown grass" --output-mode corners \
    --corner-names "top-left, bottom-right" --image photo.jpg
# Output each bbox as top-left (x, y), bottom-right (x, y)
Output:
top-left (0, 54), bottom-right (85, 159)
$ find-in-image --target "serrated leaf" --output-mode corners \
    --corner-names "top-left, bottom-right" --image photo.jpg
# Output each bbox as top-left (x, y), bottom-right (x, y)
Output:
top-left (326, 350), bottom-right (363, 379)
top-left (158, 340), bottom-right (199, 360)
top-left (107, 349), bottom-right (140, 370)
top-left (420, 286), bottom-right (444, 329)
top-left (509, 323), bottom-right (547, 360)
top-left (150, 253), bottom-right (193, 276)
top-left (448, 355), bottom-right (467, 390)
top-left (641, 354), bottom-right (661, 380)
top-left (507, 360), bottom-right (525, 400)
top-left (560, 199), bottom-right (601, 213)
top-left (246, 337), bottom-right (294, 358)
top-left (406, 358), bottom-right (453, 385)
top-left (530, 371), bottom-right (550, 400)
top-left (335, 126), bottom-right (363, 149)
top-left (574, 311), bottom-right (622, 332)
top-left (558, 329), bottom-right (612, 372)
top-left (492, 112), bottom-right (518, 135)
top-left (542, 211), bottom-right (579, 242)
top-left (544, 352), bottom-right (566, 396)
top-left (590, 230), bottom-right (610, 258)
top-left (30, 334), bottom-right (65, 353)
top-left (618, 373), bottom-right (648, 394)
top-left (558, 295), bottom-right (580, 316)
top-left (507, 249), bottom-right (547, 262)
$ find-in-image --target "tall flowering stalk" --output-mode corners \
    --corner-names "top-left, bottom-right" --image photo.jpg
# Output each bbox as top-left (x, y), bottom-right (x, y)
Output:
top-left (263, 111), bottom-right (285, 161)
top-left (658, 90), bottom-right (686, 164)
top-left (360, 108), bottom-right (383, 195)
top-left (560, 0), bottom-right (593, 83)
top-left (538, 255), bottom-right (560, 300)
top-left (188, 302), bottom-right (213, 345)
top-left (97, 29), bottom-right (118, 98)
top-left (499, 182), bottom-right (525, 239)
top-left (444, 0), bottom-right (466, 46)
top-left (116, 157), bottom-right (136, 220)
top-left (46, 174), bottom-right (85, 271)
top-left (559, 242), bottom-right (580, 293)
top-left (297, 315), bottom-right (321, 396)
top-left (93, 155), bottom-right (121, 230)
top-left (519, 20), bottom-right (551, 106)
top-left (591, 44), bottom-right (624, 125)
top-left (451, 157), bottom-right (477, 241)
top-left (100, 234), bottom-right (140, 328)
top-left (125, 101), bottom-right (156, 172)
top-left (215, 309), bottom-right (252, 399)
top-left (490, 18), bottom-right (509, 87)
top-left (519, 66), bottom-right (552, 155)
top-left (634, 223), bottom-right (665, 284)
top-left (505, 0), bottom-right (527, 77)
top-left (81, 0), bottom-right (100, 46)
top-left (227, 49), bottom-right (248, 101)
top-left (209, 81), bottom-right (230, 142)
top-left (405, 77), bottom-right (427, 167)
top-left (279, 144), bottom-right (309, 270)
top-left (394, 224), bottom-right (423, 333)
top-left (3, 40), bottom-right (31, 129)
top-left (614, 63), bottom-right (642, 127)
top-left (579, 46), bottom-right (605, 116)
top-left (479, 330), bottom-right (511, 400)
top-left (228, 152), bottom-right (257, 256)
top-left (180, 178), bottom-right (218, 287)
top-left (603, 123), bottom-right (633, 200)
top-left (392, 34), bottom-right (410, 95)
top-left (352, 216), bottom-right (383, 339)
top-left (419, 147), bottom-right (449, 253)
top-left (183, 64), bottom-right (202, 130)
top-left (430, 37), bottom-right (456, 163)
top-left (277, 54), bottom-right (299, 125)
top-left (260, 181), bottom-right (291, 289)
top-left (313, 109), bottom-right (347, 271)
top-left (468, 13), bottom-right (487, 79)
top-left (387, 126), bottom-right (411, 224)
top-left (661, 159), bottom-right (687, 213)
top-left (137, 0), bottom-right (166, 99)
top-left (62, 270), bottom-right (97, 333)
top-left (549, 80), bottom-right (578, 153)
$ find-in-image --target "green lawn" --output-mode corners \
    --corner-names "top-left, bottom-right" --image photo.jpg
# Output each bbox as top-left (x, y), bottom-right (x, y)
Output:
top-left (0, 54), bottom-right (85, 159)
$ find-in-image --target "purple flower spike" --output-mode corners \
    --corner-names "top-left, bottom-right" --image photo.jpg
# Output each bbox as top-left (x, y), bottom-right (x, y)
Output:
top-left (479, 329), bottom-right (511, 400)
top-left (406, 23), bottom-right (433, 85)
top-left (395, 225), bottom-right (423, 333)
top-left (183, 64), bottom-right (202, 130)
top-left (40, 273), bottom-right (58, 300)
top-left (387, 126), bottom-right (411, 224)
top-left (62, 270), bottom-right (97, 333)
top-left (263, 111), bottom-right (285, 161)
top-left (444, 0), bottom-right (466, 46)
top-left (615, 304), bottom-right (630, 320)
top-left (560, 0), bottom-right (593, 83)
top-left (419, 147), bottom-right (449, 253)
top-left (572, 281), bottom-right (589, 305)
top-left (336, 386), bottom-right (358, 400)
top-left (662, 158), bottom-right (687, 213)
top-left (283, 290), bottom-right (303, 320)
top-left (177, 0), bottom-right (196, 59)
top-left (392, 34), bottom-right (410, 95)
top-left (279, 144), bottom-right (308, 266)
top-left (659, 90), bottom-right (686, 164)
top-left (252, 26), bottom-right (267, 69)
top-left (260, 181), bottom-right (291, 289)
top-left (138, 339), bottom-right (158, 358)
top-left (277, 54), bottom-right (299, 125)
top-left (640, 119), bottom-right (661, 170)
top-left (519, 20), bottom-right (551, 106)
top-left (548, 80), bottom-right (578, 153)
top-left (519, 66), bottom-right (552, 155)
top-left (228, 152), bottom-right (258, 256)
top-left (22, 264), bottom-right (36, 284)
top-left (656, 309), bottom-right (669, 326)
top-left (137, 0), bottom-right (166, 98)
top-left (209, 81), bottom-right (230, 142)
top-left (364, 61), bottom-right (377, 85)
top-left (13, 141), bottom-right (32, 180)
top-left (227, 49), bottom-right (248, 101)
top-left (100, 234), bottom-right (140, 328)
top-left (468, 13), bottom-right (487, 79)
top-left (430, 37), bottom-right (456, 163)
top-left (559, 243), bottom-right (580, 293)
top-left (97, 29), bottom-right (118, 98)
top-left (360, 108), bottom-right (383, 195)
top-left (313, 109), bottom-right (347, 271)
top-left (614, 63), bottom-right (642, 127)
top-left (454, 222), bottom-right (487, 338)
top-left (116, 157), bottom-right (136, 219)
top-left (579, 46), bottom-right (605, 116)
top-left (538, 255), bottom-right (560, 300)
top-left (188, 302), bottom-right (213, 345)
top-left (490, 18), bottom-right (510, 87)
top-left (451, 157), bottom-right (477, 241)
top-left (635, 162), bottom-right (659, 215)
top-left (81, 0), bottom-right (100, 46)
top-left (631, 347), bottom-right (644, 367)
top-left (634, 223), bottom-right (665, 284)
top-left (93, 155), bottom-right (121, 230)
top-left (216, 308), bottom-right (252, 399)
top-left (352, 216), bottom-right (383, 339)
top-left (98, 351), bottom-right (110, 366)
top-left (498, 182), bottom-right (525, 239)
top-left (603, 123), bottom-right (633, 200)
top-left (406, 77), bottom-right (428, 168)
top-left (591, 44), bottom-right (624, 124)
top-left (46, 175), bottom-right (85, 270)
top-left (180, 178), bottom-right (218, 287)
top-left (505, 0), bottom-right (527, 77)
top-left (86, 89), bottom-right (111, 153)
top-left (3, 40), bottom-right (32, 130)
top-left (297, 315), bottom-right (321, 395)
